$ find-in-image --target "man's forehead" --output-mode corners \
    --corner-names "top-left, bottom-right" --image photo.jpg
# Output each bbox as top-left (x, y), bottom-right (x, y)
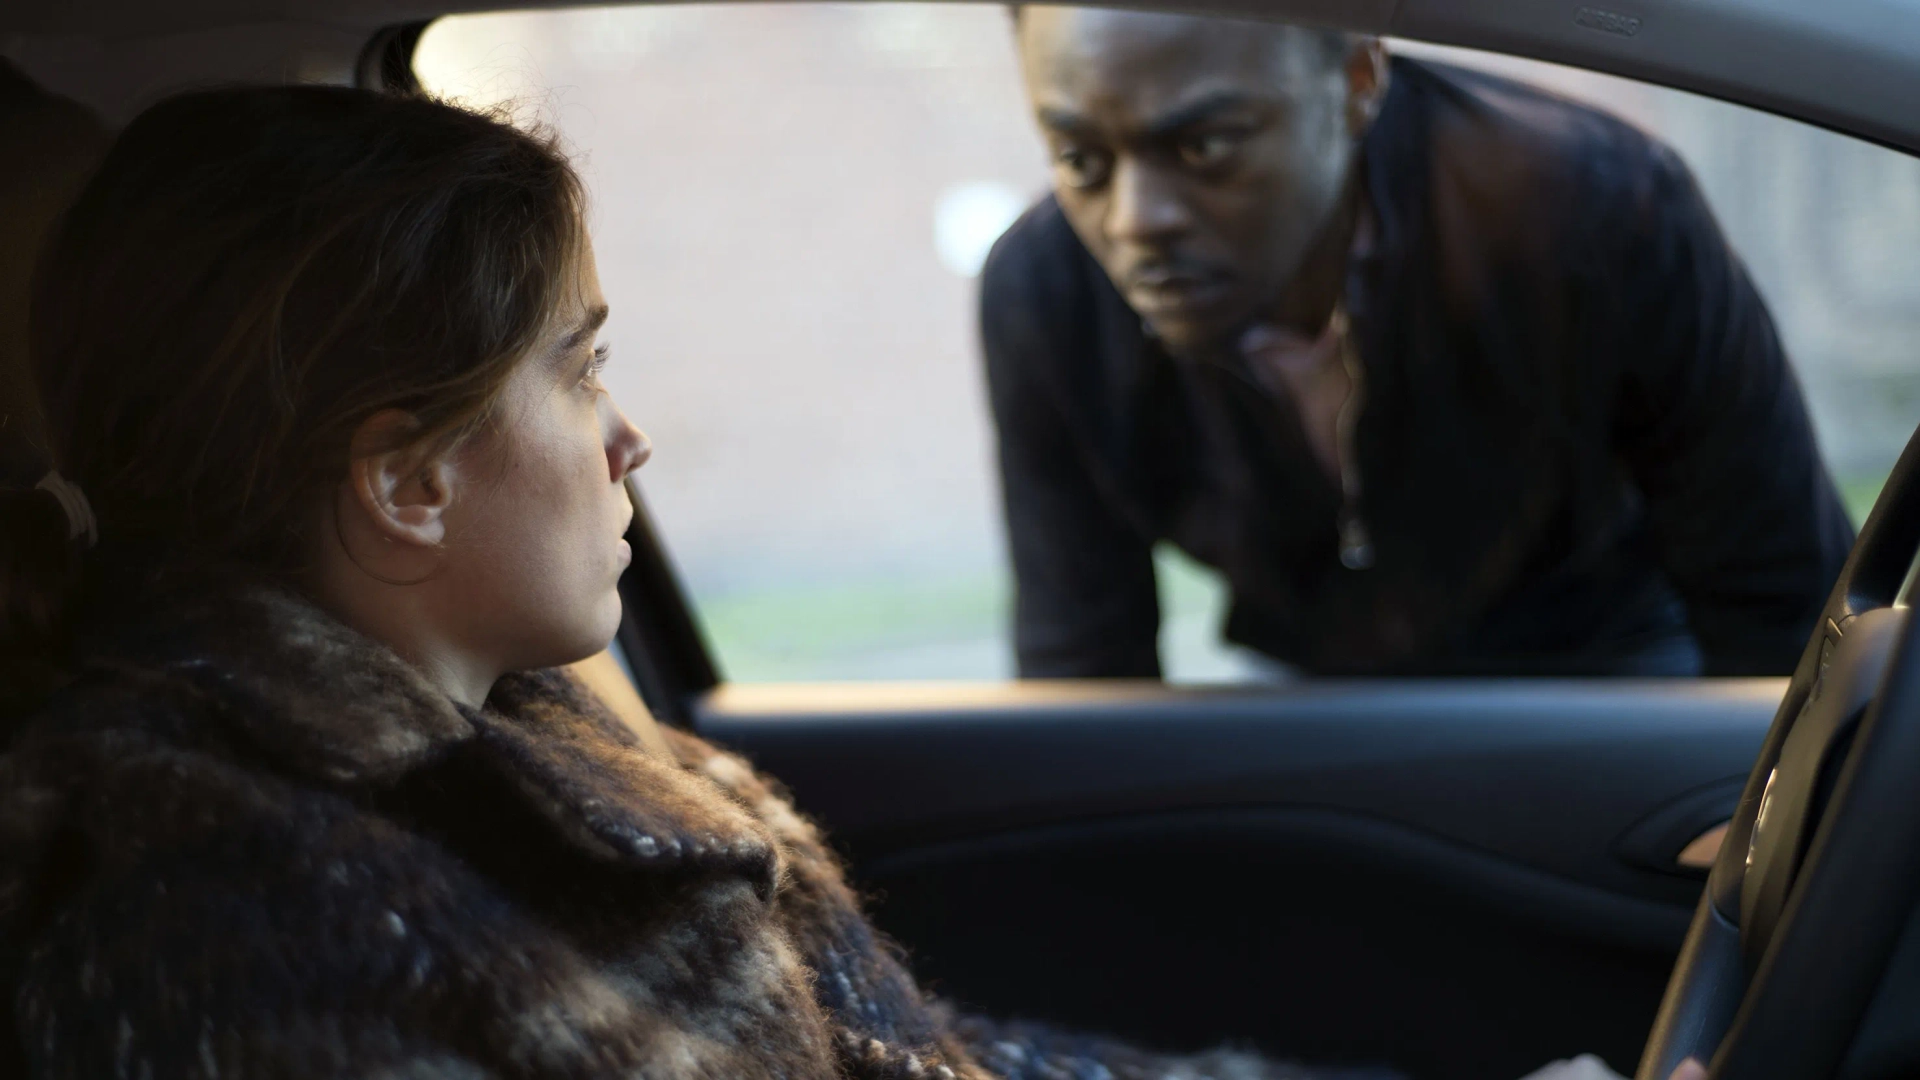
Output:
top-left (1019, 6), bottom-right (1307, 114)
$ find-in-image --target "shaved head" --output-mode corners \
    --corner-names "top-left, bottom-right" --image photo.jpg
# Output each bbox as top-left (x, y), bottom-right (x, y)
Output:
top-left (1014, 6), bottom-right (1387, 355)
top-left (1012, 6), bottom-right (1351, 82)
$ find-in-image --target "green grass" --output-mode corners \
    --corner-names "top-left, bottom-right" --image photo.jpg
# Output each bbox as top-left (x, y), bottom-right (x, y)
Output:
top-left (691, 571), bottom-right (1009, 681)
top-left (691, 544), bottom-right (1239, 682)
top-left (1841, 473), bottom-right (1889, 527)
top-left (1154, 543), bottom-right (1230, 618)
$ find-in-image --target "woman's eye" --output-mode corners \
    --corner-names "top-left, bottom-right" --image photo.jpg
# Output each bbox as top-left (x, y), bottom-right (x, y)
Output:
top-left (1054, 146), bottom-right (1112, 190)
top-left (1179, 130), bottom-right (1244, 169)
top-left (582, 343), bottom-right (610, 390)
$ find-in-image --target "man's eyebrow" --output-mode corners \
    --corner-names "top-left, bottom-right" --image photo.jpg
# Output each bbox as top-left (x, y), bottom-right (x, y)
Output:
top-left (560, 305), bottom-right (610, 350)
top-left (1139, 90), bottom-right (1266, 138)
top-left (1036, 91), bottom-right (1268, 143)
top-left (1036, 106), bottom-right (1097, 137)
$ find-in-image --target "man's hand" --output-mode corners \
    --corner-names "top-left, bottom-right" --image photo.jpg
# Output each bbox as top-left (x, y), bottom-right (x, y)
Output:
top-left (1515, 1054), bottom-right (1705, 1080)
top-left (1517, 1054), bottom-right (1624, 1080)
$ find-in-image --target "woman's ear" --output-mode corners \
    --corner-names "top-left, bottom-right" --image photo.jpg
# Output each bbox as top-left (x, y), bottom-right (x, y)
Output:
top-left (345, 409), bottom-right (458, 549)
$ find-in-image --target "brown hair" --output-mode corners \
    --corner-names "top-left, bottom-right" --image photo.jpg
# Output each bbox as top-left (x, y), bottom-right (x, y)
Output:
top-left (0, 85), bottom-right (585, 711)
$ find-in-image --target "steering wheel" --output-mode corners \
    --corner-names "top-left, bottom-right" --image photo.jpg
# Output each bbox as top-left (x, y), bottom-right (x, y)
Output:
top-left (1636, 436), bottom-right (1920, 1080)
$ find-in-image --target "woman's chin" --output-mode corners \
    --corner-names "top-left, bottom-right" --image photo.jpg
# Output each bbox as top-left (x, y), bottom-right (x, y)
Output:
top-left (581, 592), bottom-right (626, 655)
top-left (486, 583), bottom-right (628, 675)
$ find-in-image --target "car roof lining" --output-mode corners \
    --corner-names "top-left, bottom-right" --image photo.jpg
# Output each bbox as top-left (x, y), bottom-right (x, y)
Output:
top-left (3, 0), bottom-right (1917, 147)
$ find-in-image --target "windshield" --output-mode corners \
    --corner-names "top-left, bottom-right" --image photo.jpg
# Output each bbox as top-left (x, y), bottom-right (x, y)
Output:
top-left (417, 4), bottom-right (1920, 682)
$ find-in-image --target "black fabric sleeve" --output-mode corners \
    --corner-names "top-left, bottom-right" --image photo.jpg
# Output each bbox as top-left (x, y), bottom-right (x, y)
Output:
top-left (979, 220), bottom-right (1161, 679)
top-left (1606, 145), bottom-right (1855, 676)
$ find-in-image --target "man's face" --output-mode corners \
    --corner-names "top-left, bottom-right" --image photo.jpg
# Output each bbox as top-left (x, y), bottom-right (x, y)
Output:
top-left (1017, 8), bottom-right (1368, 357)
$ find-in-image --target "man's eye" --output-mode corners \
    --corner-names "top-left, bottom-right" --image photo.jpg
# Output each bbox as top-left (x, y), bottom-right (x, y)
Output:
top-left (1054, 146), bottom-right (1112, 189)
top-left (1178, 130), bottom-right (1245, 169)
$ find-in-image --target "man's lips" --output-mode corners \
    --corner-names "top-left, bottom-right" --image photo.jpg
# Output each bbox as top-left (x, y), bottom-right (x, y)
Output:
top-left (1124, 270), bottom-right (1233, 318)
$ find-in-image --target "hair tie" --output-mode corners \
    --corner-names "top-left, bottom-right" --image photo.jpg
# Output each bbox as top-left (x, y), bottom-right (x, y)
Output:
top-left (34, 471), bottom-right (98, 550)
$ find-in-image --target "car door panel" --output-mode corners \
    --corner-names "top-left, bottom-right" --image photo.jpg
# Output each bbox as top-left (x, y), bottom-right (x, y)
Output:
top-left (694, 679), bottom-right (1782, 1079)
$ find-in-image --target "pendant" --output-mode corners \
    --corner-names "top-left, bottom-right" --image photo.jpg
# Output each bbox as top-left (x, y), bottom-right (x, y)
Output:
top-left (1339, 514), bottom-right (1375, 570)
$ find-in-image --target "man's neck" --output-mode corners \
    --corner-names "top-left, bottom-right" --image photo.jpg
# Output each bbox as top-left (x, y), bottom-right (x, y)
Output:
top-left (1267, 176), bottom-right (1364, 338)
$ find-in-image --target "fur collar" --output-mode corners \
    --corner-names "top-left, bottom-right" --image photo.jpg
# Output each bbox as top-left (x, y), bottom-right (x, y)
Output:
top-left (79, 582), bottom-right (780, 892)
top-left (94, 582), bottom-right (473, 785)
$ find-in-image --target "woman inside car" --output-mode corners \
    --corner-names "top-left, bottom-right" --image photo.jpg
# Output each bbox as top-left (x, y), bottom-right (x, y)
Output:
top-left (0, 84), bottom-right (1683, 1080)
top-left (0, 83), bottom-right (1354, 1080)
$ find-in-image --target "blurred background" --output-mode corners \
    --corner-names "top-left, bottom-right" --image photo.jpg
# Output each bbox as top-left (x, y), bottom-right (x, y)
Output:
top-left (415, 4), bottom-right (1920, 683)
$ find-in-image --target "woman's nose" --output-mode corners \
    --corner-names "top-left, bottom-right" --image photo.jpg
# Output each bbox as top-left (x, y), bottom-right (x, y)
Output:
top-left (602, 397), bottom-right (651, 479)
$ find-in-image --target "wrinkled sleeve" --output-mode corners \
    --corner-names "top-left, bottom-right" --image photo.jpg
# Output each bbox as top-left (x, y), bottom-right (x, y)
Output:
top-left (1606, 145), bottom-right (1855, 675)
top-left (979, 223), bottom-right (1161, 679)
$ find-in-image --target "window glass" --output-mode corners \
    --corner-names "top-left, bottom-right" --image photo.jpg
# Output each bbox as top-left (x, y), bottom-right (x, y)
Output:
top-left (1391, 40), bottom-right (1920, 522)
top-left (415, 5), bottom-right (1920, 683)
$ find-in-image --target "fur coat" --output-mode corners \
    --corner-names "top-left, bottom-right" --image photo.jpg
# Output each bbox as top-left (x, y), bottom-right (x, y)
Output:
top-left (0, 585), bottom-right (1318, 1079)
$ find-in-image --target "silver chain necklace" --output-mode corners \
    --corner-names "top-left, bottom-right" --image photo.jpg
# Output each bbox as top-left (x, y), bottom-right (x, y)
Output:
top-left (1328, 305), bottom-right (1373, 571)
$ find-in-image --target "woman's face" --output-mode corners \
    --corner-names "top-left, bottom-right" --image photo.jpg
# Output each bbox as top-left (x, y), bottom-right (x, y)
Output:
top-left (436, 236), bottom-right (650, 673)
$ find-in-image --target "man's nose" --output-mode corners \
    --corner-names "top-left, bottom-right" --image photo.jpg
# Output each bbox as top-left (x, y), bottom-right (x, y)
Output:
top-left (1105, 158), bottom-right (1192, 247)
top-left (602, 397), bottom-right (651, 480)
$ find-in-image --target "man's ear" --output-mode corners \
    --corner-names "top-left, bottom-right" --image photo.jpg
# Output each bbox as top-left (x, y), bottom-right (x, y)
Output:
top-left (1345, 37), bottom-right (1390, 135)
top-left (344, 409), bottom-right (457, 549)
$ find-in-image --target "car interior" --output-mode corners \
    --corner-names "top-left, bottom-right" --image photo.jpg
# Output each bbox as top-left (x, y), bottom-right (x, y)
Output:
top-left (5, 1), bottom-right (1920, 1079)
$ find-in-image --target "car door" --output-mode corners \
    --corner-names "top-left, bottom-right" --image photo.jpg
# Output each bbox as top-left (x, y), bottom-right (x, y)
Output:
top-left (393, 5), bottom-right (1920, 1078)
top-left (693, 672), bottom-right (1775, 1080)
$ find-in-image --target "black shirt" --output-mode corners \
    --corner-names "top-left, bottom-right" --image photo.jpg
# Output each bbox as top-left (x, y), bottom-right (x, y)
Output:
top-left (980, 58), bottom-right (1855, 678)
